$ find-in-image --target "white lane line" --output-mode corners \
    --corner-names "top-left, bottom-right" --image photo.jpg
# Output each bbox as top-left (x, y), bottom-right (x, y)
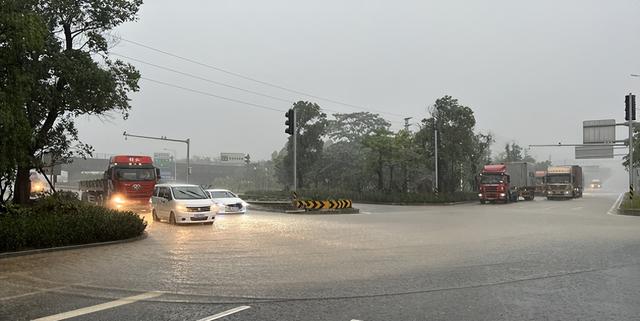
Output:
top-left (572, 207), bottom-right (584, 211)
top-left (196, 306), bottom-right (251, 321)
top-left (32, 291), bottom-right (163, 321)
top-left (607, 193), bottom-right (625, 216)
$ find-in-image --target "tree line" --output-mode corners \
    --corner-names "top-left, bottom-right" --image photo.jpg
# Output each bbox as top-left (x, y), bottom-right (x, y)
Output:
top-left (272, 97), bottom-right (553, 195)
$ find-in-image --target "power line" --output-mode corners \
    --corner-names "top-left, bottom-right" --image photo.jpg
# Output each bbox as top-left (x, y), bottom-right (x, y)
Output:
top-left (140, 77), bottom-right (285, 113)
top-left (117, 37), bottom-right (409, 119)
top-left (139, 76), bottom-right (407, 125)
top-left (112, 52), bottom-right (294, 104)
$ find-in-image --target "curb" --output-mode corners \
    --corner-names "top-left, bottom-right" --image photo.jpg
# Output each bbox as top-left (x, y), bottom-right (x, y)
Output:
top-left (0, 232), bottom-right (148, 260)
top-left (284, 208), bottom-right (360, 215)
top-left (610, 192), bottom-right (640, 216)
top-left (353, 200), bottom-right (477, 206)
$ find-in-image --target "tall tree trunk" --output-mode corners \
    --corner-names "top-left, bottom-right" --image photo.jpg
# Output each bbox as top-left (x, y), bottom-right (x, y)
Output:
top-left (13, 165), bottom-right (31, 205)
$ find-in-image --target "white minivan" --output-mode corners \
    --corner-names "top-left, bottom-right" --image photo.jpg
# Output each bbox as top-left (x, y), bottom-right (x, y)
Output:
top-left (151, 184), bottom-right (219, 225)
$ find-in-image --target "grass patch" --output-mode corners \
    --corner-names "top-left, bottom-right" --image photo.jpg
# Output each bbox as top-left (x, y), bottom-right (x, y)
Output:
top-left (620, 192), bottom-right (640, 210)
top-left (0, 192), bottom-right (147, 253)
top-left (242, 189), bottom-right (478, 204)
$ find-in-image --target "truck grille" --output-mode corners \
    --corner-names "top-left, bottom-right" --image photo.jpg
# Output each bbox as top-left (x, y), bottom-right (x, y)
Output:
top-left (484, 186), bottom-right (499, 192)
top-left (187, 206), bottom-right (210, 212)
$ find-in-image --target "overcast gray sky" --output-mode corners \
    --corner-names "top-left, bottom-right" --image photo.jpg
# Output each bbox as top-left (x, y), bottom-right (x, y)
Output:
top-left (77, 0), bottom-right (640, 170)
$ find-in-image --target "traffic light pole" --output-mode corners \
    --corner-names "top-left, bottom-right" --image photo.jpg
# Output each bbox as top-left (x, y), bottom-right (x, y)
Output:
top-left (123, 131), bottom-right (191, 183)
top-left (629, 117), bottom-right (634, 194)
top-left (293, 109), bottom-right (297, 192)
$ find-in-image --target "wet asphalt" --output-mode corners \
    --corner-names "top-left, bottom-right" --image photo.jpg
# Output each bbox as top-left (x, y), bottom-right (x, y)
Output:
top-left (2, 191), bottom-right (640, 321)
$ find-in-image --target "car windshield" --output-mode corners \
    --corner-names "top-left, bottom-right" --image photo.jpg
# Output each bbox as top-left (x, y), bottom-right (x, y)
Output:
top-left (114, 168), bottom-right (155, 181)
top-left (547, 175), bottom-right (571, 184)
top-left (172, 186), bottom-right (208, 199)
top-left (480, 174), bottom-right (504, 184)
top-left (211, 191), bottom-right (236, 198)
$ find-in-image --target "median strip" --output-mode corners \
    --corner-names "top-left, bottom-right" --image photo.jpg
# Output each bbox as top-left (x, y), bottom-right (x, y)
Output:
top-left (31, 291), bottom-right (163, 321)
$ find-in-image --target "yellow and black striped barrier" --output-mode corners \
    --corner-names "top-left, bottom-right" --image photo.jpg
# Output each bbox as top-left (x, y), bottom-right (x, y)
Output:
top-left (295, 199), bottom-right (353, 210)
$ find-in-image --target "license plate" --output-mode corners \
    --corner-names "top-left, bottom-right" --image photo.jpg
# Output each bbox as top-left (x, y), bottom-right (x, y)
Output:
top-left (194, 213), bottom-right (205, 217)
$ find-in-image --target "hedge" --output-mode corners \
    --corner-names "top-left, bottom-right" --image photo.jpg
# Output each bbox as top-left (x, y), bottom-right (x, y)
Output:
top-left (0, 192), bottom-right (147, 253)
top-left (242, 189), bottom-right (478, 204)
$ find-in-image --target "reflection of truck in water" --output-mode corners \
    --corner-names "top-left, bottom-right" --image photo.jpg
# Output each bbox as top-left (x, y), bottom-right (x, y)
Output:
top-left (79, 155), bottom-right (160, 210)
top-left (478, 162), bottom-right (536, 204)
top-left (546, 165), bottom-right (583, 199)
top-left (590, 179), bottom-right (601, 189)
top-left (534, 171), bottom-right (546, 195)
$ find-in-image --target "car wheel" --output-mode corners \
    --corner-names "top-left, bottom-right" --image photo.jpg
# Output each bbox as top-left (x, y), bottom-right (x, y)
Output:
top-left (152, 210), bottom-right (159, 222)
top-left (169, 212), bottom-right (177, 225)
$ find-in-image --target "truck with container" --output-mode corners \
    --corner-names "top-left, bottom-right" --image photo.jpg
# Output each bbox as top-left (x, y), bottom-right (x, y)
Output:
top-left (478, 162), bottom-right (536, 204)
top-left (79, 155), bottom-right (160, 210)
top-left (545, 165), bottom-right (583, 199)
top-left (534, 170), bottom-right (547, 196)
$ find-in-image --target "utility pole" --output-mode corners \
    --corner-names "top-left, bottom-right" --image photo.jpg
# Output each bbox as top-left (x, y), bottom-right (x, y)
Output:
top-left (626, 93), bottom-right (636, 196)
top-left (123, 131), bottom-right (191, 183)
top-left (404, 117), bottom-right (412, 131)
top-left (428, 105), bottom-right (439, 193)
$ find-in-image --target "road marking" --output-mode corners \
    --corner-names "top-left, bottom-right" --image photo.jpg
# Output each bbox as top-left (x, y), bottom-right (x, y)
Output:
top-left (572, 206), bottom-right (584, 211)
top-left (32, 291), bottom-right (163, 321)
top-left (196, 306), bottom-right (251, 321)
top-left (607, 193), bottom-right (625, 216)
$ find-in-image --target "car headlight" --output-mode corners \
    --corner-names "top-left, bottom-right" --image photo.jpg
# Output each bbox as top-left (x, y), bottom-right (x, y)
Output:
top-left (176, 204), bottom-right (187, 212)
top-left (241, 201), bottom-right (249, 207)
top-left (112, 195), bottom-right (125, 204)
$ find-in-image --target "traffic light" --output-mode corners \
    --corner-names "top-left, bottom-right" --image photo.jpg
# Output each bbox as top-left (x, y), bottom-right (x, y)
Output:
top-left (285, 108), bottom-right (295, 135)
top-left (626, 93), bottom-right (636, 121)
top-left (244, 154), bottom-right (250, 164)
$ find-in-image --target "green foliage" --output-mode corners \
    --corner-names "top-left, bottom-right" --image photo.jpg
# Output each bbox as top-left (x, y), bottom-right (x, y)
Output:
top-left (416, 96), bottom-right (493, 193)
top-left (496, 142), bottom-right (535, 163)
top-left (0, 192), bottom-right (146, 252)
top-left (1, 0), bottom-right (142, 204)
top-left (327, 112), bottom-right (391, 143)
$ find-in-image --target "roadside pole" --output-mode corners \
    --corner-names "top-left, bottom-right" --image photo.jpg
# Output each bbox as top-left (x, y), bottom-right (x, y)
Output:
top-left (434, 128), bottom-right (438, 193)
top-left (186, 138), bottom-right (190, 183)
top-left (293, 108), bottom-right (297, 192)
top-left (626, 93), bottom-right (636, 198)
top-left (630, 105), bottom-right (634, 197)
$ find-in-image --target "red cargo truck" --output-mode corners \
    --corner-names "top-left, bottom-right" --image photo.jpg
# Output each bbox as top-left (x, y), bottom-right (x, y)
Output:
top-left (478, 162), bottom-right (536, 204)
top-left (79, 155), bottom-right (160, 210)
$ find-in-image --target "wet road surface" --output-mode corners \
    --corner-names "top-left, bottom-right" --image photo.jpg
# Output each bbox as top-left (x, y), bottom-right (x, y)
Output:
top-left (2, 192), bottom-right (640, 320)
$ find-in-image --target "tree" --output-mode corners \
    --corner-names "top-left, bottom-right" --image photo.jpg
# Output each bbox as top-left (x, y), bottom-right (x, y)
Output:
top-left (2, 0), bottom-right (142, 204)
top-left (362, 129), bottom-right (396, 191)
top-left (275, 101), bottom-right (327, 189)
top-left (0, 0), bottom-right (47, 207)
top-left (415, 96), bottom-right (486, 193)
top-left (327, 112), bottom-right (391, 143)
top-left (496, 142), bottom-right (536, 163)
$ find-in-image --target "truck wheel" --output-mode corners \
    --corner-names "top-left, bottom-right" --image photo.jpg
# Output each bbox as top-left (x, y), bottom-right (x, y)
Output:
top-left (480, 200), bottom-right (486, 205)
top-left (152, 210), bottom-right (159, 222)
top-left (169, 212), bottom-right (177, 225)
